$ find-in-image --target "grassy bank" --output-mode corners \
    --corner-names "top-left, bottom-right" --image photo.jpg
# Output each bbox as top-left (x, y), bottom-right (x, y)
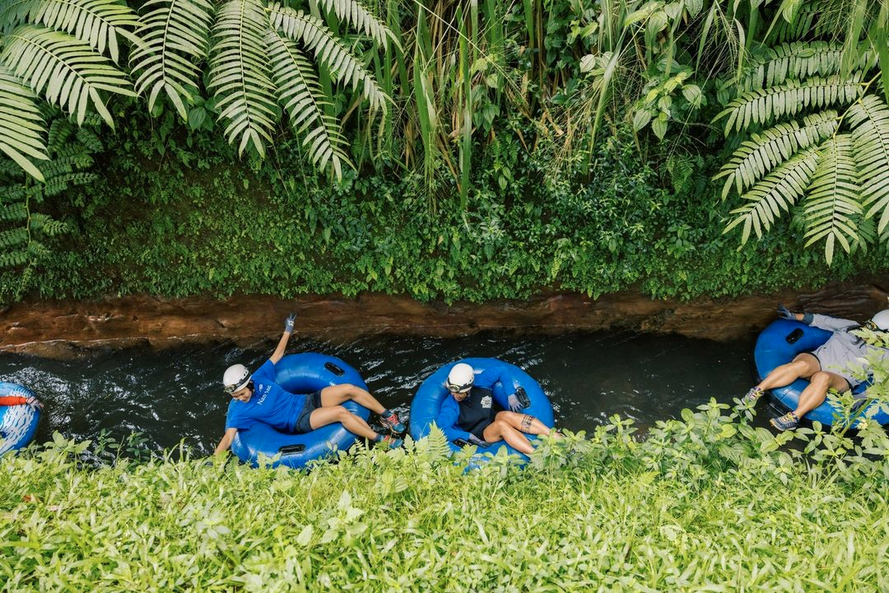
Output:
top-left (3, 401), bottom-right (888, 592)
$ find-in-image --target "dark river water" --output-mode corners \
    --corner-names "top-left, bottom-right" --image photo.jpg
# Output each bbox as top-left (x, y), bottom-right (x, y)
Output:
top-left (0, 330), bottom-right (774, 456)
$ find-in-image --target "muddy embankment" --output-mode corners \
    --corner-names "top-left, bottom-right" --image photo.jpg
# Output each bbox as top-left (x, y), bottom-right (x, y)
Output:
top-left (2, 277), bottom-right (887, 358)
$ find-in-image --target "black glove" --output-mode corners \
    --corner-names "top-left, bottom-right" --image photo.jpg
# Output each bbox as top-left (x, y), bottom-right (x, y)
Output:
top-left (467, 434), bottom-right (490, 448)
top-left (776, 304), bottom-right (794, 320)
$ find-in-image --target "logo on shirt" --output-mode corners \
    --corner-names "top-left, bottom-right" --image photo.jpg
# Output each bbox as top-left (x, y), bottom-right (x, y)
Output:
top-left (481, 395), bottom-right (492, 409)
top-left (255, 384), bottom-right (271, 405)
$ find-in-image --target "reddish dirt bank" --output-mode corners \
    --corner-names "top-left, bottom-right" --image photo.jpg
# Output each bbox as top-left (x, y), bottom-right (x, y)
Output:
top-left (2, 279), bottom-right (887, 358)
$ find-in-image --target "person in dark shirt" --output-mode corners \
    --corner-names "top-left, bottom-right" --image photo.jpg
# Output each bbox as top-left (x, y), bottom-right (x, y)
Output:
top-left (214, 314), bottom-right (404, 455)
top-left (436, 362), bottom-right (557, 454)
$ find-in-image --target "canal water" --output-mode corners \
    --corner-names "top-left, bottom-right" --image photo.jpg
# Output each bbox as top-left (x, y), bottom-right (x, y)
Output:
top-left (0, 329), bottom-right (772, 456)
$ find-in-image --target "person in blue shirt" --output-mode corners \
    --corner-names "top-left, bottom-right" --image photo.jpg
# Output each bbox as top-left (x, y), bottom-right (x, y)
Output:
top-left (435, 362), bottom-right (557, 455)
top-left (744, 305), bottom-right (889, 431)
top-left (214, 314), bottom-right (404, 455)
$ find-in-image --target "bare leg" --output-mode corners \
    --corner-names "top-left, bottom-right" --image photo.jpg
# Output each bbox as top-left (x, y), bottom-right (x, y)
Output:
top-left (793, 371), bottom-right (850, 418)
top-left (483, 419), bottom-right (534, 455)
top-left (320, 384), bottom-right (386, 414)
top-left (758, 353), bottom-right (820, 390)
top-left (494, 411), bottom-right (552, 436)
top-left (309, 405), bottom-right (379, 440)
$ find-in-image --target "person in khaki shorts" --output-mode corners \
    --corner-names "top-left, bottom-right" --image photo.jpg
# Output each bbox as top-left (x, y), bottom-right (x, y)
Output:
top-left (743, 306), bottom-right (889, 431)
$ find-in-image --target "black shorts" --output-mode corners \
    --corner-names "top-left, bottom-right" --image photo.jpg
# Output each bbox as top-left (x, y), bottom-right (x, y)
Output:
top-left (292, 390), bottom-right (323, 434)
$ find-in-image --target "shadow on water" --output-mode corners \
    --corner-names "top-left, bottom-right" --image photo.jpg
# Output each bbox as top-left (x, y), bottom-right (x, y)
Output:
top-left (0, 329), bottom-right (773, 456)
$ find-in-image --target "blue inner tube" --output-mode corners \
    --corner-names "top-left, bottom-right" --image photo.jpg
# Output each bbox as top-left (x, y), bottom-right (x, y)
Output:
top-left (0, 382), bottom-right (41, 455)
top-left (754, 319), bottom-right (888, 426)
top-left (410, 358), bottom-right (554, 459)
top-left (231, 353), bottom-right (370, 468)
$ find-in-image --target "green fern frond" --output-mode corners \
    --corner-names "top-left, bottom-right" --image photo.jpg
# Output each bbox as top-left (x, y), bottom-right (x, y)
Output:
top-left (29, 212), bottom-right (67, 234)
top-left (74, 126), bottom-right (102, 152)
top-left (714, 111), bottom-right (838, 199)
top-left (267, 28), bottom-right (350, 179)
top-left (46, 116), bottom-right (73, 149)
top-left (269, 3), bottom-right (388, 115)
top-left (2, 25), bottom-right (136, 126)
top-left (315, 0), bottom-right (396, 50)
top-left (739, 42), bottom-right (874, 92)
top-left (31, 0), bottom-right (140, 63)
top-left (714, 75), bottom-right (861, 135)
top-left (0, 227), bottom-right (28, 248)
top-left (0, 247), bottom-right (29, 267)
top-left (208, 0), bottom-right (278, 158)
top-left (847, 94), bottom-right (889, 233)
top-left (129, 0), bottom-right (214, 121)
top-left (724, 147), bottom-right (819, 244)
top-left (803, 134), bottom-right (862, 265)
top-left (42, 170), bottom-right (97, 196)
top-left (766, 0), bottom-right (839, 43)
top-left (0, 0), bottom-right (40, 32)
top-left (0, 203), bottom-right (27, 221)
top-left (0, 63), bottom-right (48, 180)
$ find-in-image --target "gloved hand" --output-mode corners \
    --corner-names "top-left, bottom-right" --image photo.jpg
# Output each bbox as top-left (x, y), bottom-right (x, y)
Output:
top-left (467, 434), bottom-right (490, 448)
top-left (777, 304), bottom-right (794, 320)
top-left (507, 393), bottom-right (524, 412)
top-left (284, 313), bottom-right (297, 333)
top-left (25, 396), bottom-right (43, 411)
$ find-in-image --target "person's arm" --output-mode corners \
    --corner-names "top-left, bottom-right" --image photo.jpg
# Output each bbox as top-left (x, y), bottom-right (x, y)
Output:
top-left (777, 304), bottom-right (857, 331)
top-left (436, 397), bottom-right (472, 442)
top-left (215, 428), bottom-right (238, 455)
top-left (0, 395), bottom-right (42, 410)
top-left (270, 313), bottom-right (296, 365)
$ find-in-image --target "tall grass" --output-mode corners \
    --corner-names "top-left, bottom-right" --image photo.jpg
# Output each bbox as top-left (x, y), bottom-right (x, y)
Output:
top-left (3, 394), bottom-right (889, 591)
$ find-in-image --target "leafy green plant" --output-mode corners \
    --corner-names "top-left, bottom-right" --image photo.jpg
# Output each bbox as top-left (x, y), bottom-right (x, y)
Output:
top-left (715, 5), bottom-right (889, 263)
top-left (0, 116), bottom-right (98, 291)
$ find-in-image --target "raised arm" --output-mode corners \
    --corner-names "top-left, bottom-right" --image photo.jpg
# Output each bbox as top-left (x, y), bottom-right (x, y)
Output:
top-left (215, 427), bottom-right (238, 455)
top-left (269, 313), bottom-right (297, 364)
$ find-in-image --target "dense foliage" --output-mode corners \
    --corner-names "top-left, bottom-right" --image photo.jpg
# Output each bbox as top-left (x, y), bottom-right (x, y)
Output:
top-left (2, 0), bottom-right (889, 301)
top-left (3, 393), bottom-right (889, 591)
top-left (2, 115), bottom-right (885, 303)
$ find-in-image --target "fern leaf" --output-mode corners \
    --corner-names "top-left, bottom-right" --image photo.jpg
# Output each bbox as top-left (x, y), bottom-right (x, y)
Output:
top-left (0, 226), bottom-right (28, 248)
top-left (847, 94), bottom-right (889, 233)
top-left (739, 42), bottom-right (875, 92)
top-left (269, 3), bottom-right (388, 115)
top-left (1, 25), bottom-right (135, 127)
top-left (208, 0), bottom-right (278, 158)
top-left (0, 202), bottom-right (28, 221)
top-left (714, 111), bottom-right (838, 199)
top-left (31, 0), bottom-right (140, 63)
top-left (803, 134), bottom-right (862, 265)
top-left (0, 0), bottom-right (40, 32)
top-left (267, 28), bottom-right (350, 179)
top-left (0, 247), bottom-right (29, 267)
top-left (724, 147), bottom-right (819, 244)
top-left (129, 0), bottom-right (213, 121)
top-left (714, 75), bottom-right (861, 135)
top-left (0, 63), bottom-right (47, 180)
top-left (315, 0), bottom-right (396, 50)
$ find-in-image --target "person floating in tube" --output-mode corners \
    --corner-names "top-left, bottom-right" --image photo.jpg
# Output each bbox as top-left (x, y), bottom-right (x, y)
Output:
top-left (214, 314), bottom-right (405, 455)
top-left (436, 362), bottom-right (558, 454)
top-left (743, 305), bottom-right (889, 431)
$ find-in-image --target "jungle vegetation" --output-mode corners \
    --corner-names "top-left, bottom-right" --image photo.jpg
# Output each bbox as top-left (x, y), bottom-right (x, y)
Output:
top-left (0, 0), bottom-right (888, 298)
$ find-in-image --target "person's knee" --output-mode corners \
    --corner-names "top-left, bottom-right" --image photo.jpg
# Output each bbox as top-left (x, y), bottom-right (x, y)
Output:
top-left (495, 411), bottom-right (514, 422)
top-left (333, 405), bottom-right (351, 421)
top-left (810, 371), bottom-right (831, 386)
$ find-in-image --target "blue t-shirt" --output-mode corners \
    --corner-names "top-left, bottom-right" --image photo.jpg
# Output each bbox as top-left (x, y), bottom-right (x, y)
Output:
top-left (225, 360), bottom-right (306, 432)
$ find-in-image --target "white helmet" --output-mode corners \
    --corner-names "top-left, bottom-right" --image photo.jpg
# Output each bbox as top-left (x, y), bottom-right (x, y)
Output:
top-left (223, 364), bottom-right (251, 394)
top-left (870, 309), bottom-right (889, 331)
top-left (446, 363), bottom-right (475, 393)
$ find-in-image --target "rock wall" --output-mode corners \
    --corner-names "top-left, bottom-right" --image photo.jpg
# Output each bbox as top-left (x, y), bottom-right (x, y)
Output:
top-left (2, 277), bottom-right (887, 358)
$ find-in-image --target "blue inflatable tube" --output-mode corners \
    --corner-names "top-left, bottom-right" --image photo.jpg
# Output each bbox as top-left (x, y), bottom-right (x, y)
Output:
top-left (754, 319), bottom-right (888, 426)
top-left (0, 382), bottom-right (41, 455)
top-left (410, 358), bottom-right (554, 459)
top-left (231, 353), bottom-right (370, 468)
